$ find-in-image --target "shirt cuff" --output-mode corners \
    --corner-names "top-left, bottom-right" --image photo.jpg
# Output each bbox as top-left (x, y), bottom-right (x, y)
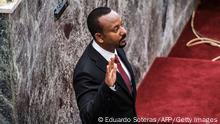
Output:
top-left (109, 84), bottom-right (116, 91)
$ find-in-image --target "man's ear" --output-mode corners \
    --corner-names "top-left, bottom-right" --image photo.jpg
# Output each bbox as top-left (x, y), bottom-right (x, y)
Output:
top-left (95, 33), bottom-right (104, 43)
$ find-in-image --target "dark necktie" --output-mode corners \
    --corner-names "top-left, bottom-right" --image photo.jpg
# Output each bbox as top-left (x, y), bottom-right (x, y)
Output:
top-left (115, 55), bottom-right (132, 93)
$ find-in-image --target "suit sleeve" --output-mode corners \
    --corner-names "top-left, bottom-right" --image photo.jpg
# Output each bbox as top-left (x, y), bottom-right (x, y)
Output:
top-left (73, 71), bottom-right (113, 123)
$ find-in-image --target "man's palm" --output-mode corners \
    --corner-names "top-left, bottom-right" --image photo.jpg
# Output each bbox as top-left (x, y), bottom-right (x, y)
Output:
top-left (105, 57), bottom-right (117, 87)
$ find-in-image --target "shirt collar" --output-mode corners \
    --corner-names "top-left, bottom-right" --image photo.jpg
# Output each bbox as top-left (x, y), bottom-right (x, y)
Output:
top-left (92, 40), bottom-right (117, 61)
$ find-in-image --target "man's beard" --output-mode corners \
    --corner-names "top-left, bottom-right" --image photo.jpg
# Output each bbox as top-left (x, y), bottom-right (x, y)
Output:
top-left (119, 34), bottom-right (127, 48)
top-left (119, 40), bottom-right (126, 48)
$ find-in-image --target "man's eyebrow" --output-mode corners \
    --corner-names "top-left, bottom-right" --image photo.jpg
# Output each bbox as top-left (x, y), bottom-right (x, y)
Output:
top-left (110, 24), bottom-right (119, 30)
top-left (112, 21), bottom-right (123, 29)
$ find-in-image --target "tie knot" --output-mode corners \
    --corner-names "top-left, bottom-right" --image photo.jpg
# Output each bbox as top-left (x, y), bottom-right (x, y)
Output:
top-left (114, 55), bottom-right (120, 64)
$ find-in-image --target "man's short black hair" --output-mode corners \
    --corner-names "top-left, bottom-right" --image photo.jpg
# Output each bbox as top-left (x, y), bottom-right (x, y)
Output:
top-left (87, 7), bottom-right (111, 40)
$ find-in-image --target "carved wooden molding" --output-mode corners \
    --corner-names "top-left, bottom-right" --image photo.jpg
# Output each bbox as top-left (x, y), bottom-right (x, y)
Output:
top-left (0, 0), bottom-right (21, 13)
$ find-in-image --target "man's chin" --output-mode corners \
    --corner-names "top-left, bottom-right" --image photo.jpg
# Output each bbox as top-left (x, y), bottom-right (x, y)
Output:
top-left (119, 41), bottom-right (127, 48)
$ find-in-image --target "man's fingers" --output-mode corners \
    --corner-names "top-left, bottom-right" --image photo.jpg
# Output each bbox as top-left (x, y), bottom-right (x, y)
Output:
top-left (107, 62), bottom-right (117, 75)
top-left (106, 65), bottom-right (110, 74)
top-left (110, 57), bottom-right (115, 65)
top-left (107, 57), bottom-right (117, 75)
top-left (114, 63), bottom-right (117, 71)
top-left (110, 63), bottom-right (117, 75)
top-left (109, 64), bottom-right (117, 79)
top-left (108, 57), bottom-right (114, 71)
top-left (105, 60), bottom-right (117, 87)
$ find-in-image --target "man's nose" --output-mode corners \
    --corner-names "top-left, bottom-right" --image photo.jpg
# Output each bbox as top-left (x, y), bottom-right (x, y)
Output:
top-left (120, 26), bottom-right (127, 36)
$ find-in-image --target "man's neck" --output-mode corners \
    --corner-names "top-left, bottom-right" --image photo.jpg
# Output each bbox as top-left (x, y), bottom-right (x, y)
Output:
top-left (95, 41), bottom-right (115, 53)
top-left (92, 40), bottom-right (116, 61)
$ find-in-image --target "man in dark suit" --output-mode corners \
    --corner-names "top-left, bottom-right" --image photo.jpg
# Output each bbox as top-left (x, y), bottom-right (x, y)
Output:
top-left (73, 7), bottom-right (137, 124)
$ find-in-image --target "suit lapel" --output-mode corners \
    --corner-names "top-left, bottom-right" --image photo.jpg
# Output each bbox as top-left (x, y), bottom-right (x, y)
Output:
top-left (116, 72), bottom-right (135, 99)
top-left (87, 42), bottom-right (108, 73)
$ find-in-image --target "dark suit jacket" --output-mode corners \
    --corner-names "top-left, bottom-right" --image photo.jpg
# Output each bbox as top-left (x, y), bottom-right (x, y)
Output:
top-left (73, 41), bottom-right (137, 124)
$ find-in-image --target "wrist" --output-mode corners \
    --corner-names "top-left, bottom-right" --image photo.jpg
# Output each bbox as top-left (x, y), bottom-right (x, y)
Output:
top-left (105, 79), bottom-right (115, 87)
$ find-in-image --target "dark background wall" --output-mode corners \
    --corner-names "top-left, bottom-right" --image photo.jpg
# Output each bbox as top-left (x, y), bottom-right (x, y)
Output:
top-left (0, 0), bottom-right (196, 123)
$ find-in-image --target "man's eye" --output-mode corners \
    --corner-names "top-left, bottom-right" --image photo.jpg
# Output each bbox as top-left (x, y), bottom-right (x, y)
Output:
top-left (114, 27), bottom-right (119, 32)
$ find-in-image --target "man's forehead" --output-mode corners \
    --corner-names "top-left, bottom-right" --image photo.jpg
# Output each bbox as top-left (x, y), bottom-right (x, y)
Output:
top-left (98, 10), bottom-right (121, 27)
top-left (108, 10), bottom-right (120, 17)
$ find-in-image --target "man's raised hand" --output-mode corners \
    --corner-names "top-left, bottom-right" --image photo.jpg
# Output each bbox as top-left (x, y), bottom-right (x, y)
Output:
top-left (105, 57), bottom-right (117, 87)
